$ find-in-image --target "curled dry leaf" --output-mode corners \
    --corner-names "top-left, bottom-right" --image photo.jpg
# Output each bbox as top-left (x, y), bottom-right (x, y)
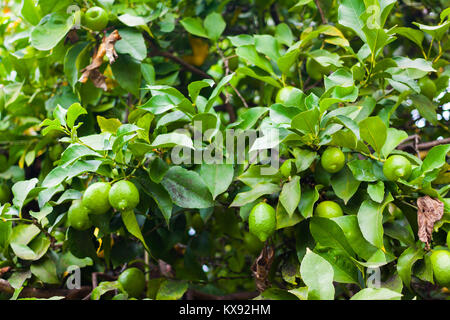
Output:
top-left (417, 196), bottom-right (444, 250)
top-left (64, 29), bottom-right (79, 45)
top-left (158, 259), bottom-right (175, 278)
top-left (251, 244), bottom-right (275, 292)
top-left (79, 30), bottom-right (122, 91)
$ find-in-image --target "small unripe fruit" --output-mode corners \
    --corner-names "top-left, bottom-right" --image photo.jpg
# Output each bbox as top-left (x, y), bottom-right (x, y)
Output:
top-left (383, 155), bottom-right (412, 181)
top-left (315, 201), bottom-right (343, 218)
top-left (321, 147), bottom-right (345, 173)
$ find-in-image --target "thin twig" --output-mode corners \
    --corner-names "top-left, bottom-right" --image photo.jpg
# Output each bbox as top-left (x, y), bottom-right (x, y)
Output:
top-left (314, 0), bottom-right (327, 24)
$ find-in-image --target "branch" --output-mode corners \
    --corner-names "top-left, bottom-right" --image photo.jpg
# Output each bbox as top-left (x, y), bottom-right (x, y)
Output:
top-left (397, 136), bottom-right (450, 152)
top-left (0, 279), bottom-right (91, 300)
top-left (186, 289), bottom-right (259, 300)
top-left (314, 0), bottom-right (327, 24)
top-left (145, 36), bottom-right (237, 122)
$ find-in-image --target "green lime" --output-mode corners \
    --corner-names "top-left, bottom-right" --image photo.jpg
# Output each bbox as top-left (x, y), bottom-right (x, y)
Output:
top-left (321, 147), bottom-right (345, 173)
top-left (419, 77), bottom-right (436, 100)
top-left (83, 6), bottom-right (109, 31)
top-left (118, 267), bottom-right (146, 298)
top-left (0, 184), bottom-right (11, 204)
top-left (275, 86), bottom-right (304, 107)
top-left (68, 199), bottom-right (92, 231)
top-left (383, 155), bottom-right (412, 181)
top-left (82, 182), bottom-right (111, 215)
top-left (108, 180), bottom-right (140, 211)
top-left (248, 202), bottom-right (276, 242)
top-left (430, 250), bottom-right (450, 287)
top-left (315, 201), bottom-right (343, 218)
top-left (280, 159), bottom-right (296, 178)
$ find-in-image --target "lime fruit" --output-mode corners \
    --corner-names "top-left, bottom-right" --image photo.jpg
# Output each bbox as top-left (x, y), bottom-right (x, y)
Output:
top-left (248, 202), bottom-right (276, 242)
top-left (275, 86), bottom-right (304, 107)
top-left (83, 6), bottom-right (109, 31)
top-left (383, 155), bottom-right (412, 181)
top-left (430, 250), bottom-right (450, 287)
top-left (82, 182), bottom-right (111, 215)
top-left (68, 199), bottom-right (92, 231)
top-left (315, 201), bottom-right (343, 218)
top-left (419, 77), bottom-right (436, 100)
top-left (321, 147), bottom-right (345, 173)
top-left (118, 267), bottom-right (145, 298)
top-left (108, 180), bottom-right (140, 211)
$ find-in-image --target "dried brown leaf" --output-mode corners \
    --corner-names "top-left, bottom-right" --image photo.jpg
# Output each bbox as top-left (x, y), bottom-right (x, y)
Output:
top-left (64, 29), bottom-right (79, 45)
top-left (79, 30), bottom-right (121, 90)
top-left (417, 196), bottom-right (444, 250)
top-left (251, 244), bottom-right (275, 292)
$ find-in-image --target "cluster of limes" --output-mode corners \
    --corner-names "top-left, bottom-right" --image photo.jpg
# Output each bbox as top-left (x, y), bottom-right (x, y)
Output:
top-left (68, 180), bottom-right (140, 231)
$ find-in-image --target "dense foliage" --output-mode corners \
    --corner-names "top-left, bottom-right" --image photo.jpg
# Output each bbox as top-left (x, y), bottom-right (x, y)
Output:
top-left (0, 0), bottom-right (449, 300)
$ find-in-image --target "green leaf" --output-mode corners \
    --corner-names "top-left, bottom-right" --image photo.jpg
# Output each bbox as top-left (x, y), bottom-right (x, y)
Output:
top-left (161, 166), bottom-right (214, 209)
top-left (410, 94), bottom-right (438, 125)
top-left (298, 185), bottom-right (320, 219)
top-left (199, 163), bottom-right (234, 200)
top-left (91, 281), bottom-right (121, 300)
top-left (381, 128), bottom-right (408, 158)
top-left (180, 17), bottom-right (208, 38)
top-left (66, 103), bottom-right (87, 129)
top-left (350, 288), bottom-right (402, 300)
top-left (338, 0), bottom-right (366, 41)
top-left (254, 35), bottom-right (281, 61)
top-left (421, 144), bottom-right (450, 173)
top-left (151, 132), bottom-right (193, 149)
top-left (236, 45), bottom-right (274, 75)
top-left (97, 116), bottom-right (122, 134)
top-left (204, 12), bottom-right (226, 41)
top-left (357, 195), bottom-right (393, 249)
top-left (359, 116), bottom-right (387, 155)
top-left (279, 176), bottom-right (301, 216)
top-left (156, 280), bottom-right (188, 300)
top-left (368, 181), bottom-right (385, 203)
top-left (310, 217), bottom-right (356, 258)
top-left (187, 80), bottom-right (214, 103)
top-left (300, 249), bottom-right (335, 300)
top-left (236, 66), bottom-right (282, 88)
top-left (12, 178), bottom-right (39, 212)
top-left (347, 160), bottom-right (378, 182)
top-left (230, 183), bottom-right (280, 207)
top-left (31, 13), bottom-right (75, 51)
top-left (275, 23), bottom-right (294, 46)
top-left (30, 258), bottom-right (59, 284)
top-left (394, 27), bottom-right (424, 48)
top-left (20, 0), bottom-right (42, 25)
top-left (330, 167), bottom-right (360, 204)
top-left (413, 21), bottom-right (450, 41)
top-left (333, 215), bottom-right (379, 261)
top-left (291, 108), bottom-right (320, 136)
top-left (115, 28), bottom-right (147, 61)
top-left (111, 54), bottom-right (141, 97)
top-left (397, 246), bottom-right (424, 290)
top-left (121, 210), bottom-right (150, 253)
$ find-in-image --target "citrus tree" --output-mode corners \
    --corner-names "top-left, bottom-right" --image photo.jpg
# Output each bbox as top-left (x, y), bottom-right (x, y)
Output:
top-left (0, 0), bottom-right (449, 300)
